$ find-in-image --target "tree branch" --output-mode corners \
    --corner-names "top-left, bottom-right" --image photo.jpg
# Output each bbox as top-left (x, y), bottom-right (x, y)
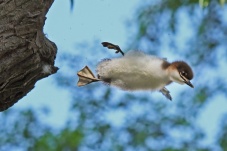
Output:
top-left (0, 0), bottom-right (58, 111)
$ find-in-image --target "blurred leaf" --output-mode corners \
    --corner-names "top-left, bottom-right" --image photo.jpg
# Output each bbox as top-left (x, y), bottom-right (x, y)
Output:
top-left (220, 0), bottom-right (226, 5)
top-left (70, 0), bottom-right (74, 10)
top-left (199, 0), bottom-right (210, 7)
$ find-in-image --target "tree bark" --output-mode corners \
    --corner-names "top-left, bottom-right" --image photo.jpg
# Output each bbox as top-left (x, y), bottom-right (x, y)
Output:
top-left (0, 0), bottom-right (58, 111)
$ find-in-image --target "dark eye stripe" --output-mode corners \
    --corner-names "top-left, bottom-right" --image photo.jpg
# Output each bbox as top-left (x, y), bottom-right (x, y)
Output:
top-left (180, 72), bottom-right (187, 82)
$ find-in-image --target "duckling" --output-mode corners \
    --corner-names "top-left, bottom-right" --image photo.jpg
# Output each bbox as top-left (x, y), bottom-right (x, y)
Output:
top-left (77, 42), bottom-right (194, 100)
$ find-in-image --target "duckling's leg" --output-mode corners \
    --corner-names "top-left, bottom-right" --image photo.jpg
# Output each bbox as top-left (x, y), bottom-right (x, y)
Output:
top-left (77, 66), bottom-right (101, 86)
top-left (160, 87), bottom-right (172, 101)
top-left (101, 42), bottom-right (125, 56)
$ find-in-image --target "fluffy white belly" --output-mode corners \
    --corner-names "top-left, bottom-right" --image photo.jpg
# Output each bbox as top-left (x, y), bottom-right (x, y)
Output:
top-left (96, 51), bottom-right (170, 91)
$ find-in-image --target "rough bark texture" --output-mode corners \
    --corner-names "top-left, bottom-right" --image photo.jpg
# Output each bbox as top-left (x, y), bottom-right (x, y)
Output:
top-left (0, 0), bottom-right (58, 111)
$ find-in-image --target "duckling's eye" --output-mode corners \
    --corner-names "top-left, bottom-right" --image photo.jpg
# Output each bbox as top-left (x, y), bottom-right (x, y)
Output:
top-left (181, 71), bottom-right (187, 77)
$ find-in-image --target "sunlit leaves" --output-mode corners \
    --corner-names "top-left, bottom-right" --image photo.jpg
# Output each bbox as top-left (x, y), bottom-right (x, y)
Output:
top-left (199, 0), bottom-right (210, 7)
top-left (220, 0), bottom-right (226, 5)
top-left (199, 0), bottom-right (226, 7)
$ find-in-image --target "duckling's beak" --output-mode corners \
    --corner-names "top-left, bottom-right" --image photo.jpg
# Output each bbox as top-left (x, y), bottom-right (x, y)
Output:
top-left (179, 73), bottom-right (194, 88)
top-left (184, 80), bottom-right (194, 88)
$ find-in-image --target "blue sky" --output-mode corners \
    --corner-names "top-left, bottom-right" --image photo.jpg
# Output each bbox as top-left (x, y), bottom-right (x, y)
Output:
top-left (10, 0), bottom-right (227, 148)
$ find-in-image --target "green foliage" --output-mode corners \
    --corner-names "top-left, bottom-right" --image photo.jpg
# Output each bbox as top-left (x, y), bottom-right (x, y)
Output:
top-left (199, 0), bottom-right (226, 7)
top-left (0, 109), bottom-right (83, 151)
top-left (0, 109), bottom-right (51, 150)
top-left (33, 128), bottom-right (83, 151)
top-left (199, 0), bottom-right (211, 7)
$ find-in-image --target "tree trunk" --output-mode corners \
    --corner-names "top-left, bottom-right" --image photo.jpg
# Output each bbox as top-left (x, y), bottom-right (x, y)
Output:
top-left (0, 0), bottom-right (58, 111)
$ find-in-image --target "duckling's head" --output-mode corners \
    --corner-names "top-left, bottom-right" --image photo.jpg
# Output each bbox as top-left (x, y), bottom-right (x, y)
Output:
top-left (168, 61), bottom-right (194, 88)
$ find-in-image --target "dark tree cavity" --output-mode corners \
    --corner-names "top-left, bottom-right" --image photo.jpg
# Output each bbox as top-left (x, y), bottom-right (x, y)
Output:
top-left (0, 0), bottom-right (58, 111)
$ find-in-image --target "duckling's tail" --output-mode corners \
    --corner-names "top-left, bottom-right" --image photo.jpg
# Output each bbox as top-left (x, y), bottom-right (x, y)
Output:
top-left (77, 66), bottom-right (100, 86)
